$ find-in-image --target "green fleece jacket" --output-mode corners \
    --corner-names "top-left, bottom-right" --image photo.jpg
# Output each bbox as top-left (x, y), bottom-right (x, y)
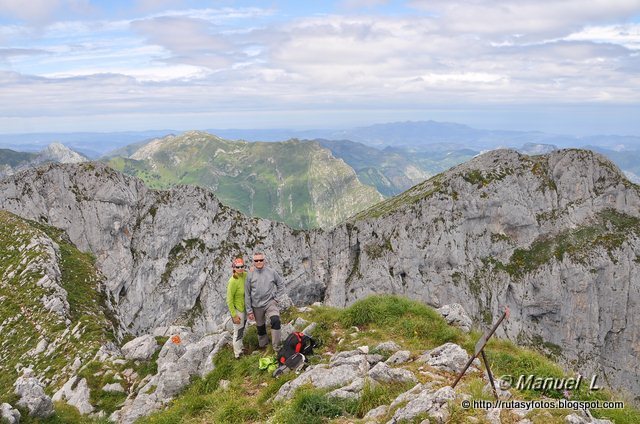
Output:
top-left (226, 272), bottom-right (246, 317)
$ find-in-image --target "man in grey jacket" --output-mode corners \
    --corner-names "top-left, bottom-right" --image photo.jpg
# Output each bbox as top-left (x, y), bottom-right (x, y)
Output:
top-left (245, 252), bottom-right (285, 349)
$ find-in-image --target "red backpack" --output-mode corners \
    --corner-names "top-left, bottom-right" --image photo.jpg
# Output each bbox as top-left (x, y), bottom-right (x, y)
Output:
top-left (277, 331), bottom-right (316, 366)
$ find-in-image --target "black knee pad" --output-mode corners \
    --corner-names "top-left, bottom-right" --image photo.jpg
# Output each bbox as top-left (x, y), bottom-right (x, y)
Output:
top-left (270, 315), bottom-right (281, 330)
top-left (257, 324), bottom-right (267, 336)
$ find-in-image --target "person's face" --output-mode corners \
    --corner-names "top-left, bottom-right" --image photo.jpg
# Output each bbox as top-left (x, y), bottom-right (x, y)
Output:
top-left (253, 254), bottom-right (265, 269)
top-left (233, 263), bottom-right (245, 275)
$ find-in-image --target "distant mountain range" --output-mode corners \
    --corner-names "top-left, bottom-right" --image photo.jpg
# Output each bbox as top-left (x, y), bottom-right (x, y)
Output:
top-left (2, 120), bottom-right (639, 156)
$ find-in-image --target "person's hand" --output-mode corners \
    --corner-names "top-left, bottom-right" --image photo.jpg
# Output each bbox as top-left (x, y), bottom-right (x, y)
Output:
top-left (232, 315), bottom-right (241, 324)
top-left (248, 313), bottom-right (255, 321)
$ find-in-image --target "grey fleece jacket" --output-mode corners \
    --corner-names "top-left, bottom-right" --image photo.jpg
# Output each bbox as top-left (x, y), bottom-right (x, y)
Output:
top-left (244, 266), bottom-right (284, 314)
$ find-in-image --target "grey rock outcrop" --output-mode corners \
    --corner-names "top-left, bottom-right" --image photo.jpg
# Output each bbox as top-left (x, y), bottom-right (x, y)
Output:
top-left (388, 382), bottom-right (428, 410)
top-left (375, 341), bottom-right (401, 353)
top-left (102, 382), bottom-right (125, 393)
top-left (436, 304), bottom-right (472, 333)
top-left (388, 386), bottom-right (456, 424)
top-left (565, 413), bottom-right (613, 424)
top-left (94, 342), bottom-right (122, 362)
top-left (280, 322), bottom-right (295, 342)
top-left (0, 403), bottom-right (20, 424)
top-left (19, 233), bottom-right (69, 319)
top-left (368, 361), bottom-right (417, 384)
top-left (121, 334), bottom-right (158, 361)
top-left (13, 369), bottom-right (54, 418)
top-left (327, 377), bottom-right (376, 400)
top-left (113, 330), bottom-right (230, 424)
top-left (364, 404), bottom-right (387, 420)
top-left (52, 376), bottom-right (94, 415)
top-left (2, 149), bottom-right (639, 396)
top-left (275, 348), bottom-right (372, 402)
top-left (386, 350), bottom-right (411, 365)
top-left (275, 362), bottom-right (367, 402)
top-left (275, 346), bottom-right (415, 403)
top-left (417, 343), bottom-right (474, 374)
top-left (335, 149), bottom-right (640, 397)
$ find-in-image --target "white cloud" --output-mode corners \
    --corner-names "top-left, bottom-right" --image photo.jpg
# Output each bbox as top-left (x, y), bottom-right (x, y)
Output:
top-left (566, 23), bottom-right (640, 50)
top-left (0, 0), bottom-right (62, 24)
top-left (132, 16), bottom-right (230, 52)
top-left (131, 16), bottom-right (237, 70)
top-left (341, 0), bottom-right (390, 9)
top-left (1, 2), bottom-right (639, 134)
top-left (408, 0), bottom-right (640, 38)
top-left (0, 47), bottom-right (48, 58)
top-left (419, 72), bottom-right (506, 84)
top-left (245, 13), bottom-right (640, 105)
top-left (0, 0), bottom-right (94, 24)
top-left (42, 64), bottom-right (211, 82)
top-left (135, 0), bottom-right (187, 14)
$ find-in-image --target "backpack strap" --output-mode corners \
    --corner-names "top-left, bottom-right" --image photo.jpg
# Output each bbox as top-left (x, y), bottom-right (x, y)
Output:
top-left (294, 332), bottom-right (303, 353)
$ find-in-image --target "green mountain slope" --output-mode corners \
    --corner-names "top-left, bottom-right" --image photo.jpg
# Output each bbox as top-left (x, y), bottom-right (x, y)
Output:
top-left (0, 210), bottom-right (116, 407)
top-left (0, 148), bottom-right (37, 167)
top-left (105, 131), bottom-right (382, 229)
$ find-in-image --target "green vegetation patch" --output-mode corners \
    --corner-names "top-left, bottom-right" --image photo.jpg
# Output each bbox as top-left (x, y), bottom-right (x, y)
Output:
top-left (462, 167), bottom-right (513, 188)
top-left (364, 237), bottom-right (393, 259)
top-left (340, 295), bottom-right (460, 350)
top-left (488, 209), bottom-right (640, 279)
top-left (0, 148), bottom-right (37, 167)
top-left (0, 211), bottom-right (115, 408)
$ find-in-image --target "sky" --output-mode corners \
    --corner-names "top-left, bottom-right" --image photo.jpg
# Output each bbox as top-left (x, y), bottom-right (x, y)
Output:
top-left (0, 0), bottom-right (639, 136)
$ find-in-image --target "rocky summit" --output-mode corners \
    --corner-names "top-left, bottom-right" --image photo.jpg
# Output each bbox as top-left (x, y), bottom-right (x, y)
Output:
top-left (1, 147), bottom-right (639, 406)
top-left (0, 142), bottom-right (87, 179)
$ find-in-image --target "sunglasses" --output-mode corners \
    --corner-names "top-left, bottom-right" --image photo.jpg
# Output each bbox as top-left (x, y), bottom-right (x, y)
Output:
top-left (253, 259), bottom-right (264, 262)
top-left (234, 265), bottom-right (245, 269)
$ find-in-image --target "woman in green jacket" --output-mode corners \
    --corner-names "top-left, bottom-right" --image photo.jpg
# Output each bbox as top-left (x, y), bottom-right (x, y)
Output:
top-left (227, 257), bottom-right (247, 358)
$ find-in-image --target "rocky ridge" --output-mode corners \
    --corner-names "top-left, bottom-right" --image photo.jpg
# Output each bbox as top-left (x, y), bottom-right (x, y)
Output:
top-left (345, 149), bottom-right (640, 398)
top-left (1, 148), bottom-right (639, 400)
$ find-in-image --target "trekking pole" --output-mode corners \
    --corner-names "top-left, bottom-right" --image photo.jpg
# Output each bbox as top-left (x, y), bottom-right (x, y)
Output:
top-left (451, 306), bottom-right (510, 394)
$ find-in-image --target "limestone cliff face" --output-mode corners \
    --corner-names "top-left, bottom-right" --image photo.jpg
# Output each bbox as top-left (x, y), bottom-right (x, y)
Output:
top-left (1, 149), bottom-right (639, 398)
top-left (0, 163), bottom-right (326, 335)
top-left (337, 149), bottom-right (640, 398)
